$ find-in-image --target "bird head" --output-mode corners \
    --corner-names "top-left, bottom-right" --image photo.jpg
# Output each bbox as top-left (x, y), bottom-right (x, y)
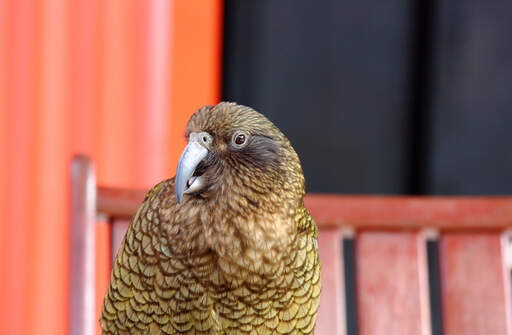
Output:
top-left (175, 102), bottom-right (305, 210)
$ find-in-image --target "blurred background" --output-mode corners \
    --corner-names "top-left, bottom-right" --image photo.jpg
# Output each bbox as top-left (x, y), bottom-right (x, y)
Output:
top-left (0, 0), bottom-right (511, 334)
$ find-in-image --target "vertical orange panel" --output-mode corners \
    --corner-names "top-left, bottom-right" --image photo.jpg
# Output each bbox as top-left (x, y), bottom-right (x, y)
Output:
top-left (95, 220), bottom-right (111, 335)
top-left (356, 232), bottom-right (427, 335)
top-left (169, 0), bottom-right (223, 170)
top-left (0, 1), bottom-right (36, 334)
top-left (97, 0), bottom-right (143, 188)
top-left (70, 2), bottom-right (104, 334)
top-left (70, 0), bottom-right (100, 159)
top-left (440, 233), bottom-right (510, 335)
top-left (1, 1), bottom-right (224, 333)
top-left (96, 0), bottom-right (173, 188)
top-left (0, 0), bottom-right (8, 300)
top-left (29, 0), bottom-right (71, 333)
top-left (97, 0), bottom-right (224, 184)
top-left (317, 229), bottom-right (345, 335)
top-left (142, 0), bottom-right (172, 182)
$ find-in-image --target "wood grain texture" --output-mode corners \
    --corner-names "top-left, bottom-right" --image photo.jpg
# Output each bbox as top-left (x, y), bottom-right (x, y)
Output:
top-left (440, 233), bottom-right (510, 335)
top-left (305, 195), bottom-right (512, 231)
top-left (316, 229), bottom-right (345, 335)
top-left (356, 232), bottom-right (427, 335)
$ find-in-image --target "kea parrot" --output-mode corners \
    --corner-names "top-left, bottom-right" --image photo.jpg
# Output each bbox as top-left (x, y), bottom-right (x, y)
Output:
top-left (100, 102), bottom-right (321, 334)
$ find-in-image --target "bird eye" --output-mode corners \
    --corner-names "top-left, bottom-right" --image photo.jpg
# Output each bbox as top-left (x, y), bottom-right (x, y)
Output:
top-left (235, 134), bottom-right (245, 144)
top-left (232, 131), bottom-right (248, 147)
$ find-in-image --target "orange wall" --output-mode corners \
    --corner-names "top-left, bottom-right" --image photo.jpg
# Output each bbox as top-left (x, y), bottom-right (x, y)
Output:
top-left (0, 0), bottom-right (223, 334)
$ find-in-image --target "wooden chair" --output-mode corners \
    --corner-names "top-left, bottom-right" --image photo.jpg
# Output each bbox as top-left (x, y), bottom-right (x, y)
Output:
top-left (70, 154), bottom-right (512, 335)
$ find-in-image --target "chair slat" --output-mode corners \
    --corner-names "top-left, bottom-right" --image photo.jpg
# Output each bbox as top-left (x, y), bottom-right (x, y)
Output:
top-left (356, 232), bottom-right (429, 335)
top-left (317, 229), bottom-right (346, 335)
top-left (110, 220), bottom-right (130, 265)
top-left (440, 233), bottom-right (511, 335)
top-left (95, 221), bottom-right (110, 335)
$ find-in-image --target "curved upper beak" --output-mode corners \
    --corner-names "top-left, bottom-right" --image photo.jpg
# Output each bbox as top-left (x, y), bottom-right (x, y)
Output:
top-left (175, 133), bottom-right (210, 204)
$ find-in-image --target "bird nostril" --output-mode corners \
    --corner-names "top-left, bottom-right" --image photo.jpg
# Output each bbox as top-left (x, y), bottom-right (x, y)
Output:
top-left (195, 132), bottom-right (211, 146)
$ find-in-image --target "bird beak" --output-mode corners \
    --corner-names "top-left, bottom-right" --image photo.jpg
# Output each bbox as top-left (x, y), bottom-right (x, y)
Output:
top-left (175, 137), bottom-right (209, 204)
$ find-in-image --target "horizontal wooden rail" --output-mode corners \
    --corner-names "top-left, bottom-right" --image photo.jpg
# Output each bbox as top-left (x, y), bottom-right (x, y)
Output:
top-left (97, 186), bottom-right (146, 219)
top-left (305, 195), bottom-right (512, 231)
top-left (97, 187), bottom-right (512, 231)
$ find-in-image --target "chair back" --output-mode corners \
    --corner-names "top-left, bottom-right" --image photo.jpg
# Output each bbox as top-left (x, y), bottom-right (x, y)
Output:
top-left (70, 155), bottom-right (512, 335)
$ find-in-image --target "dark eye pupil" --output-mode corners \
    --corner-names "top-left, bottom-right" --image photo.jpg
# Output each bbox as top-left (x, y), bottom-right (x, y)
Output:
top-left (235, 134), bottom-right (246, 145)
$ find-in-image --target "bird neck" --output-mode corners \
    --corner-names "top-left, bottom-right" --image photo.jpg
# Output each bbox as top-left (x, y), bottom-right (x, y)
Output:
top-left (200, 180), bottom-right (303, 270)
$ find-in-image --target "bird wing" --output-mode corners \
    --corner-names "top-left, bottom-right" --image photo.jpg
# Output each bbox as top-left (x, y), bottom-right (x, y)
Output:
top-left (100, 181), bottom-right (225, 334)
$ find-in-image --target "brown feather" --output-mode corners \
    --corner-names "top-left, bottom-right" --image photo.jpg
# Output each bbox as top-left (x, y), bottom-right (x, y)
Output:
top-left (101, 102), bottom-right (321, 334)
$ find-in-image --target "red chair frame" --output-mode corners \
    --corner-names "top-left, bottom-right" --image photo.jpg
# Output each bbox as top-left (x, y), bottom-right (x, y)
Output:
top-left (70, 155), bottom-right (512, 335)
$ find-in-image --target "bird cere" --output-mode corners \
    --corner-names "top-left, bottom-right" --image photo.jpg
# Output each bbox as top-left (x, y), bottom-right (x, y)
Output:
top-left (101, 102), bottom-right (321, 334)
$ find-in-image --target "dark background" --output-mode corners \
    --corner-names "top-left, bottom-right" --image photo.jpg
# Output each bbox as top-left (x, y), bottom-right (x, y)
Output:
top-left (222, 0), bottom-right (512, 195)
